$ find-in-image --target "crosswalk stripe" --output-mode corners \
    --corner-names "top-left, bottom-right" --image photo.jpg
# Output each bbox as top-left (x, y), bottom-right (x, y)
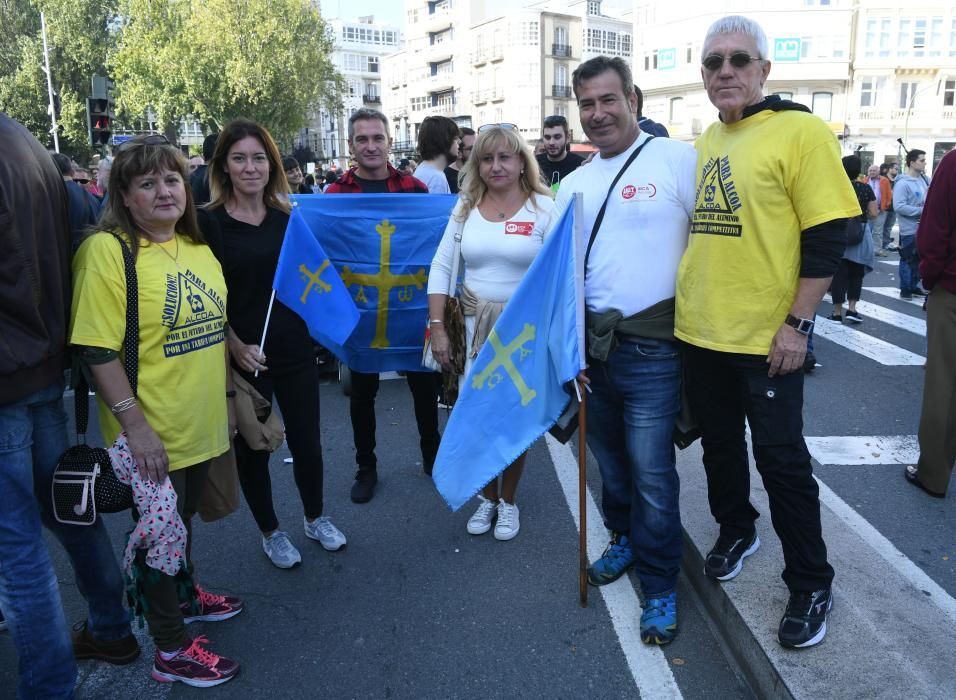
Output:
top-left (545, 435), bottom-right (682, 699)
top-left (865, 286), bottom-right (926, 308)
top-left (849, 300), bottom-right (926, 336)
top-left (805, 435), bottom-right (920, 465)
top-left (813, 316), bottom-right (925, 365)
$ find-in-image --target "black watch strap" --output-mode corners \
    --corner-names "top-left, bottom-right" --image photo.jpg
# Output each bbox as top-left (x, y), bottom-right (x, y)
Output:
top-left (785, 313), bottom-right (814, 335)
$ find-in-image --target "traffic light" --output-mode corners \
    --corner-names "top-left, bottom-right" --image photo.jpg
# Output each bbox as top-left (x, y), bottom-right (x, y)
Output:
top-left (87, 75), bottom-right (116, 147)
top-left (86, 97), bottom-right (111, 145)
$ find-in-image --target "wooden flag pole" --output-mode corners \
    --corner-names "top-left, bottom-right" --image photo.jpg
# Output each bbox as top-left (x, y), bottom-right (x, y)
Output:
top-left (578, 378), bottom-right (589, 608)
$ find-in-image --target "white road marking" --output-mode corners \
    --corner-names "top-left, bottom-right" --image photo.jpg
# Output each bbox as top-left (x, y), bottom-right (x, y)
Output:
top-left (814, 476), bottom-right (956, 626)
top-left (545, 434), bottom-right (683, 700)
top-left (805, 435), bottom-right (920, 465)
top-left (865, 286), bottom-right (927, 308)
top-left (813, 316), bottom-right (925, 365)
top-left (847, 301), bottom-right (926, 336)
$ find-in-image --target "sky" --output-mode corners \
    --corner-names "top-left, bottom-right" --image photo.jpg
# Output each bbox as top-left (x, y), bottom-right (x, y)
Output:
top-left (322, 0), bottom-right (404, 27)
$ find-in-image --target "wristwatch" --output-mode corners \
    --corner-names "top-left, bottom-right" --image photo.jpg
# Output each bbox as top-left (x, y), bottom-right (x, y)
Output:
top-left (784, 313), bottom-right (814, 336)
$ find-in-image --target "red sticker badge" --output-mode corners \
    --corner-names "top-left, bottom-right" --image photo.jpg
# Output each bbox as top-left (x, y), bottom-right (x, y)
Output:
top-left (505, 221), bottom-right (534, 236)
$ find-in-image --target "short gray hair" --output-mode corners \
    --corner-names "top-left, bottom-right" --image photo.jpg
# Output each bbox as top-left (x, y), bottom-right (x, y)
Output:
top-left (704, 15), bottom-right (769, 59)
top-left (348, 109), bottom-right (390, 140)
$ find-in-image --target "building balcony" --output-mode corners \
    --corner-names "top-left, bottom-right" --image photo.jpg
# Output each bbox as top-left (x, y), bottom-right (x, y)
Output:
top-left (489, 87), bottom-right (504, 102)
top-left (472, 51), bottom-right (487, 66)
top-left (488, 45), bottom-right (504, 62)
top-left (423, 2), bottom-right (453, 32)
top-left (552, 85), bottom-right (572, 99)
top-left (427, 73), bottom-right (455, 93)
top-left (551, 44), bottom-right (572, 58)
top-left (393, 139), bottom-right (415, 152)
top-left (426, 41), bottom-right (454, 63)
top-left (430, 103), bottom-right (458, 117)
top-left (472, 90), bottom-right (488, 105)
top-left (363, 94), bottom-right (381, 105)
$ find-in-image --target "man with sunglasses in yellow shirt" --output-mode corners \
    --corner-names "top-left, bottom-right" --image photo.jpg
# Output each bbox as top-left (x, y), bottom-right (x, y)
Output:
top-left (675, 15), bottom-right (859, 650)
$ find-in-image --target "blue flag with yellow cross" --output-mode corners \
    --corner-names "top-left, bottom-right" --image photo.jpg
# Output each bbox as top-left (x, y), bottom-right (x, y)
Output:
top-left (432, 200), bottom-right (584, 511)
top-left (289, 193), bottom-right (457, 372)
top-left (272, 207), bottom-right (360, 348)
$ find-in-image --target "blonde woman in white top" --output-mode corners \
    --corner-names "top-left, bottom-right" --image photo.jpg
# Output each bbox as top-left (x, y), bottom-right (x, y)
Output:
top-left (427, 124), bottom-right (557, 541)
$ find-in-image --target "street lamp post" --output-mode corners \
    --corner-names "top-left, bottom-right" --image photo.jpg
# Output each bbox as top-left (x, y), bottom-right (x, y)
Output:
top-left (40, 12), bottom-right (59, 152)
top-left (900, 78), bottom-right (941, 167)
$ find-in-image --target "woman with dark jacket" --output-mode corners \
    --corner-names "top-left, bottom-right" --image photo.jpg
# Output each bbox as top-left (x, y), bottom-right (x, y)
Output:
top-left (830, 155), bottom-right (877, 323)
top-left (198, 120), bottom-right (345, 569)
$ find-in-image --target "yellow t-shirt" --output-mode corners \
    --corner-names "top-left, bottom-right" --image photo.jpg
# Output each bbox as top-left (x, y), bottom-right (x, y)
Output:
top-left (675, 110), bottom-right (860, 355)
top-left (70, 231), bottom-right (229, 470)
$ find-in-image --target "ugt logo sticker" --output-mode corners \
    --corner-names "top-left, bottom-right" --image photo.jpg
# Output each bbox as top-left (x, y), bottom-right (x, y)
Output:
top-left (621, 184), bottom-right (637, 199)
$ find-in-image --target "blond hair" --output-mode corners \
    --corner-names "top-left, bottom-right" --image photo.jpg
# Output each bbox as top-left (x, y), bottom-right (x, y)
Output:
top-left (456, 127), bottom-right (551, 222)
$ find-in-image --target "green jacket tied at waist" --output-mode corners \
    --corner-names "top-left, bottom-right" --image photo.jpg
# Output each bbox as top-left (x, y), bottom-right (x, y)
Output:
top-left (586, 297), bottom-right (676, 362)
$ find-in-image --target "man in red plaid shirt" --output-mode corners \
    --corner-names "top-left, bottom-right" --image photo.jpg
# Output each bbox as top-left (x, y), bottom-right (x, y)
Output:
top-left (327, 109), bottom-right (441, 504)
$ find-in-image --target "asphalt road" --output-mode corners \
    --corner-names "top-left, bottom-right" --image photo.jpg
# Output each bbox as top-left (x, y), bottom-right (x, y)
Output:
top-left (2, 256), bottom-right (951, 698)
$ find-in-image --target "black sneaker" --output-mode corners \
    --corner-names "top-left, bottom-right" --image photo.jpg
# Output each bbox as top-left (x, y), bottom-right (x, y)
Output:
top-left (845, 310), bottom-right (863, 324)
top-left (803, 351), bottom-right (817, 374)
top-left (912, 288), bottom-right (928, 297)
top-left (778, 588), bottom-right (833, 649)
top-left (704, 531), bottom-right (760, 581)
top-left (900, 291), bottom-right (913, 300)
top-left (350, 470), bottom-right (377, 504)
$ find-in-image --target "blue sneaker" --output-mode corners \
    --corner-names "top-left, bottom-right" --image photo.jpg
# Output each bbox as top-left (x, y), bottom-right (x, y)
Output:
top-left (587, 532), bottom-right (636, 586)
top-left (640, 591), bottom-right (678, 645)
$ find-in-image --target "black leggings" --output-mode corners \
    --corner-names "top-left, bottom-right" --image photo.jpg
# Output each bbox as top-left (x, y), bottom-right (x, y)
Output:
top-left (830, 259), bottom-right (865, 305)
top-left (234, 362), bottom-right (324, 532)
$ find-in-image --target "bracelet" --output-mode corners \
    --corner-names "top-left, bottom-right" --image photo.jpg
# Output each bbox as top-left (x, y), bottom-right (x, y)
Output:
top-left (225, 390), bottom-right (237, 398)
top-left (429, 319), bottom-right (444, 324)
top-left (110, 397), bottom-right (137, 415)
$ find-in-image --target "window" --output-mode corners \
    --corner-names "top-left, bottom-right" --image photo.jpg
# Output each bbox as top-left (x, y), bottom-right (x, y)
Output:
top-left (800, 36), bottom-right (813, 59)
top-left (368, 57), bottom-right (379, 73)
top-left (944, 80), bottom-right (955, 107)
top-left (914, 18), bottom-right (926, 54)
top-left (860, 78), bottom-right (884, 107)
top-left (898, 19), bottom-right (911, 57)
top-left (669, 97), bottom-right (684, 123)
top-left (864, 19), bottom-right (877, 57)
top-left (554, 26), bottom-right (568, 47)
top-left (811, 92), bottom-right (832, 120)
top-left (512, 20), bottom-right (539, 46)
top-left (899, 81), bottom-right (918, 109)
top-left (407, 8), bottom-right (419, 24)
top-left (929, 18), bottom-right (943, 57)
top-left (555, 64), bottom-right (568, 87)
top-left (554, 104), bottom-right (567, 118)
top-left (686, 44), bottom-right (693, 64)
top-left (773, 91), bottom-right (793, 101)
top-left (880, 18), bottom-right (892, 58)
top-left (952, 19), bottom-right (956, 57)
top-left (587, 1), bottom-right (601, 16)
top-left (410, 96), bottom-right (429, 112)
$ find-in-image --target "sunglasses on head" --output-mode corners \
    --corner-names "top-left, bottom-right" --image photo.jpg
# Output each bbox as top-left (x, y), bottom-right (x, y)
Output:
top-left (701, 52), bottom-right (762, 71)
top-left (117, 134), bottom-right (170, 151)
top-left (74, 178), bottom-right (90, 185)
top-left (477, 123), bottom-right (518, 133)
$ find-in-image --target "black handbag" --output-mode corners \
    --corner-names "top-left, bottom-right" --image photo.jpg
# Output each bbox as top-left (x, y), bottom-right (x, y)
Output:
top-left (845, 216), bottom-right (865, 246)
top-left (52, 234), bottom-right (137, 525)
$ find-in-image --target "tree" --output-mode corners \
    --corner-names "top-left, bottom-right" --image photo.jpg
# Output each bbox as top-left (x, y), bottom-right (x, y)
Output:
top-left (0, 0), bottom-right (117, 160)
top-left (111, 0), bottom-right (343, 144)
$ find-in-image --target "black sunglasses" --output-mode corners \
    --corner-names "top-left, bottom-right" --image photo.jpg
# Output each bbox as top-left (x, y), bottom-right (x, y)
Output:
top-left (477, 123), bottom-right (518, 133)
top-left (701, 52), bottom-right (763, 71)
top-left (117, 134), bottom-right (170, 151)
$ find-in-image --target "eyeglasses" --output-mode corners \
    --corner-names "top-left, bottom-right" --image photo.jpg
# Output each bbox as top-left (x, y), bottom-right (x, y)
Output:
top-left (117, 134), bottom-right (171, 151)
top-left (477, 123), bottom-right (519, 133)
top-left (701, 52), bottom-right (763, 72)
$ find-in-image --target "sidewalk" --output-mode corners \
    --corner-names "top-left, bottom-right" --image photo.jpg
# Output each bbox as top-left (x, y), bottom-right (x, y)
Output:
top-left (676, 441), bottom-right (956, 700)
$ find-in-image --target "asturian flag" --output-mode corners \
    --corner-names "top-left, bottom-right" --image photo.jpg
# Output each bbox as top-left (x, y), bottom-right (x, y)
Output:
top-left (291, 194), bottom-right (457, 372)
top-left (432, 198), bottom-right (585, 511)
top-left (272, 207), bottom-right (360, 347)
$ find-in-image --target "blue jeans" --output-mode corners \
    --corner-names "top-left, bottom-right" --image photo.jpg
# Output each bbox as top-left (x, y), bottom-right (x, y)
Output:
top-left (881, 210), bottom-right (896, 248)
top-left (899, 234), bottom-right (921, 293)
top-left (586, 338), bottom-right (682, 596)
top-left (0, 378), bottom-right (130, 699)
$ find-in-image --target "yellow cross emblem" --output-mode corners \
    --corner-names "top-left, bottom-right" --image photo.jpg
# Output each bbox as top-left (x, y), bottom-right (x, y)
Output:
top-left (340, 219), bottom-right (427, 348)
top-left (470, 324), bottom-right (537, 406)
top-left (298, 260), bottom-right (332, 304)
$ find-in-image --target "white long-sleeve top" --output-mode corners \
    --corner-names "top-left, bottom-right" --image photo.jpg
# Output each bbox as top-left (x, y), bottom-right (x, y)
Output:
top-left (428, 196), bottom-right (558, 303)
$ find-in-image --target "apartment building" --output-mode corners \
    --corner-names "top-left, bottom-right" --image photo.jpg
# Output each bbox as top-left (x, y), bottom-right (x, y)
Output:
top-left (294, 16), bottom-right (400, 170)
top-left (382, 0), bottom-right (633, 158)
top-left (849, 1), bottom-right (956, 170)
top-left (632, 0), bottom-right (955, 172)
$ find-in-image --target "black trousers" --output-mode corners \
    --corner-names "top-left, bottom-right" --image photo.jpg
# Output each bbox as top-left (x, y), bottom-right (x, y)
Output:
top-left (683, 344), bottom-right (834, 592)
top-left (234, 362), bottom-right (324, 532)
top-left (349, 371), bottom-right (441, 473)
top-left (830, 259), bottom-right (865, 305)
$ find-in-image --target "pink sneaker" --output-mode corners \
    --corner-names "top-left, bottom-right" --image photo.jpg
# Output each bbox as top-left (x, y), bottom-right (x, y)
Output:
top-left (181, 584), bottom-right (244, 624)
top-left (151, 636), bottom-right (239, 687)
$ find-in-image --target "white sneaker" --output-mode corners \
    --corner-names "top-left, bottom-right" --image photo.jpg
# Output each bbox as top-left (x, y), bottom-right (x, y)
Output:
top-left (494, 500), bottom-right (520, 541)
top-left (466, 496), bottom-right (497, 535)
top-left (262, 530), bottom-right (302, 569)
top-left (304, 516), bottom-right (347, 551)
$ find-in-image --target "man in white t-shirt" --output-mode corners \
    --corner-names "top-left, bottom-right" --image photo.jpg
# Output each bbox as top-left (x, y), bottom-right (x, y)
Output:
top-left (555, 55), bottom-right (696, 646)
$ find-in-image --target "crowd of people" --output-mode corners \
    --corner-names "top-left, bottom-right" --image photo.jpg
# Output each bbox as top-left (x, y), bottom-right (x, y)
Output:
top-left (1, 12), bottom-right (954, 698)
